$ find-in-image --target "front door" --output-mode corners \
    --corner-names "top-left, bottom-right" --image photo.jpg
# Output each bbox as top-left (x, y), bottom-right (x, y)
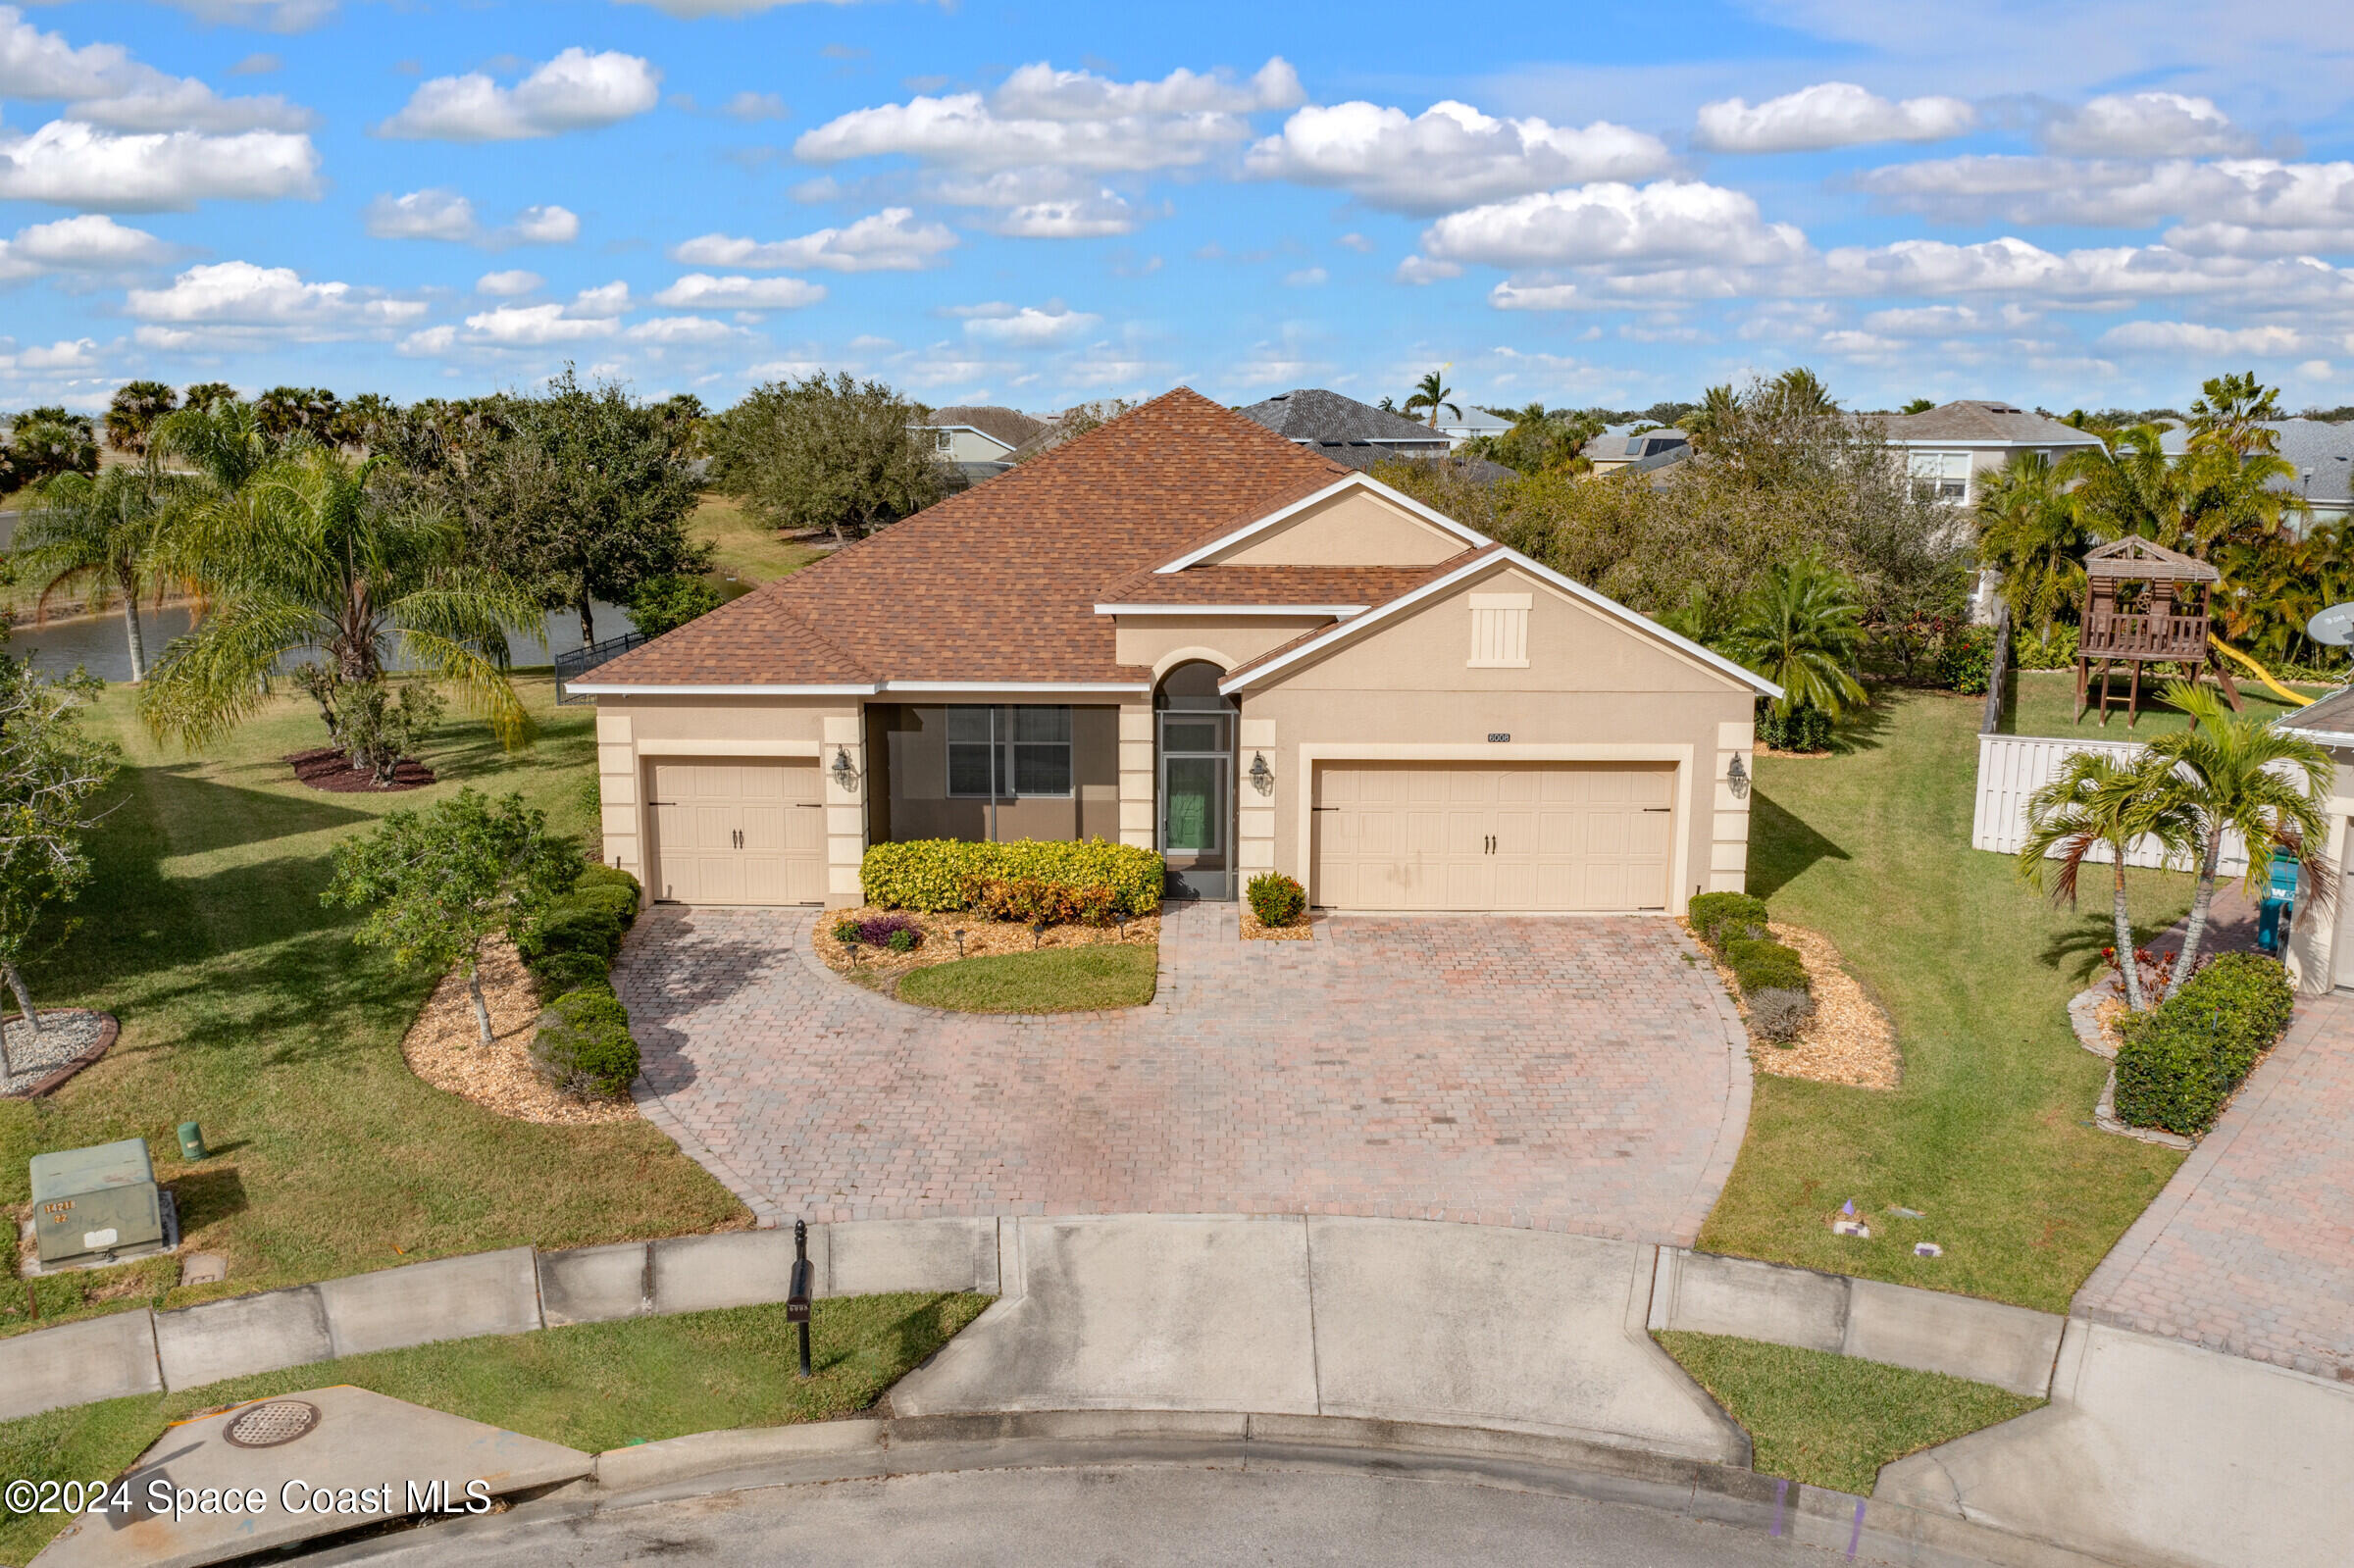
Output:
top-left (1159, 711), bottom-right (1232, 900)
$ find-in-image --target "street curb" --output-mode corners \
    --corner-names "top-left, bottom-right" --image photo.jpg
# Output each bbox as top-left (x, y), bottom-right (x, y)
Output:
top-left (299, 1410), bottom-right (2133, 1568)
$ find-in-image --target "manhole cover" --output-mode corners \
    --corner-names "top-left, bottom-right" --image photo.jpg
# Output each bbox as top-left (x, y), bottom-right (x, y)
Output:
top-left (224, 1400), bottom-right (321, 1448)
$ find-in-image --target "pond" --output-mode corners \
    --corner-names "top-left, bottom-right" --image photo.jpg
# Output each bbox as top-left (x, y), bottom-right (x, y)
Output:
top-left (11, 600), bottom-right (642, 683)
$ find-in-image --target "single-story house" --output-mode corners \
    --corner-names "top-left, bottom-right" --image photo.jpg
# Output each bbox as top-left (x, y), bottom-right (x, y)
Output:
top-left (1882, 400), bottom-right (2107, 505)
top-left (2160, 418), bottom-right (2354, 533)
top-left (911, 405), bottom-right (1047, 484)
top-left (575, 389), bottom-right (1777, 913)
top-left (1237, 387), bottom-right (1455, 473)
top-left (1434, 406), bottom-right (1512, 449)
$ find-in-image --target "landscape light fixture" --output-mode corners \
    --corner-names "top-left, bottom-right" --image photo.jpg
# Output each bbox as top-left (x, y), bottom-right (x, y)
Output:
top-left (1727, 754), bottom-right (1750, 800)
top-left (831, 746), bottom-right (859, 791)
top-left (1249, 751), bottom-right (1273, 794)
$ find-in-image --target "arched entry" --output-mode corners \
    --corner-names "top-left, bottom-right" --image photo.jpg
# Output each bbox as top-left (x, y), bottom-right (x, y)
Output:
top-left (1155, 660), bottom-right (1236, 900)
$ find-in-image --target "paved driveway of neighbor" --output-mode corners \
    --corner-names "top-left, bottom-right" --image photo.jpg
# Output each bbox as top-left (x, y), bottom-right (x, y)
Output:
top-left (2074, 990), bottom-right (2354, 1379)
top-left (618, 902), bottom-right (1750, 1244)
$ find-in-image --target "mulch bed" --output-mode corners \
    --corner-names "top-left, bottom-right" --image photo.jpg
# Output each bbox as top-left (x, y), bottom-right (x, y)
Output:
top-left (814, 906), bottom-right (1160, 993)
top-left (1686, 919), bottom-right (1901, 1089)
top-left (400, 937), bottom-right (638, 1126)
top-left (286, 747), bottom-right (436, 792)
top-left (0, 1009), bottom-right (119, 1098)
top-left (1241, 904), bottom-right (1313, 941)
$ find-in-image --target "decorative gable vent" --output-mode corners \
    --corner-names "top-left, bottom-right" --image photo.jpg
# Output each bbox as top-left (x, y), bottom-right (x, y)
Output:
top-left (1467, 591), bottom-right (1531, 668)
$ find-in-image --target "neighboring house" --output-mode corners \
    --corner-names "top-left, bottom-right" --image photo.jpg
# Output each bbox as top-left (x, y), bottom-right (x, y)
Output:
top-left (1580, 427), bottom-right (1691, 477)
top-left (1237, 388), bottom-right (1455, 473)
top-left (911, 405), bottom-right (1047, 484)
top-left (1434, 406), bottom-right (1512, 449)
top-left (2158, 418), bottom-right (2354, 531)
top-left (1881, 400), bottom-right (2106, 505)
top-left (576, 389), bottom-right (1776, 914)
top-left (2273, 688), bottom-right (2354, 992)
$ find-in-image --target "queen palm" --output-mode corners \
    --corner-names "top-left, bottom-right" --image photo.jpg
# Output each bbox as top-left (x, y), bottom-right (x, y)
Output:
top-left (2142, 683), bottom-right (2333, 997)
top-left (1975, 452), bottom-right (2090, 644)
top-left (151, 394), bottom-right (276, 496)
top-left (16, 456), bottom-right (188, 683)
top-left (2018, 751), bottom-right (2200, 1012)
top-left (1402, 371), bottom-right (1458, 430)
top-left (1719, 552), bottom-right (1868, 721)
top-left (139, 447), bottom-right (543, 752)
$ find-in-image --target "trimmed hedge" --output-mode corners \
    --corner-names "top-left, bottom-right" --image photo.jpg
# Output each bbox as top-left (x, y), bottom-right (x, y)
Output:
top-left (861, 837), bottom-right (1163, 917)
top-left (1726, 936), bottom-right (1811, 996)
top-left (1755, 702), bottom-right (1832, 753)
top-left (1248, 871), bottom-right (1306, 928)
top-left (530, 985), bottom-right (642, 1099)
top-left (516, 864), bottom-right (642, 992)
top-left (1689, 891), bottom-right (1769, 952)
top-left (2114, 953), bottom-right (2294, 1137)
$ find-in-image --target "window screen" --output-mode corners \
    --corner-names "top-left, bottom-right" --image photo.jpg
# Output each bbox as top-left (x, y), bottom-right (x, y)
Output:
top-left (946, 705), bottom-right (1073, 797)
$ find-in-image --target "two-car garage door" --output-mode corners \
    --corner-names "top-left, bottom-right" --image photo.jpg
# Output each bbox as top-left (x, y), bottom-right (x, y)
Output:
top-left (1310, 762), bottom-right (1674, 912)
top-left (646, 759), bottom-right (827, 905)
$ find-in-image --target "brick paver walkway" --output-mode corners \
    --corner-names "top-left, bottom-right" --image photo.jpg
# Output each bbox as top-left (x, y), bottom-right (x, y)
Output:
top-left (620, 902), bottom-right (1750, 1245)
top-left (2075, 992), bottom-right (2354, 1379)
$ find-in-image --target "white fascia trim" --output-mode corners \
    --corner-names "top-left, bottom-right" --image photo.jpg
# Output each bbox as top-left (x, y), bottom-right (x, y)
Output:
top-left (1217, 545), bottom-right (1784, 700)
top-left (1093, 603), bottom-right (1368, 617)
top-left (1152, 471), bottom-right (1491, 574)
top-left (876, 681), bottom-right (1152, 693)
top-left (1886, 435), bottom-right (2106, 448)
top-left (567, 683), bottom-right (879, 696)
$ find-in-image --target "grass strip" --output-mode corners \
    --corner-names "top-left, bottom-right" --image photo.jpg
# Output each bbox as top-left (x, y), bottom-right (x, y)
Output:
top-left (896, 942), bottom-right (1157, 1013)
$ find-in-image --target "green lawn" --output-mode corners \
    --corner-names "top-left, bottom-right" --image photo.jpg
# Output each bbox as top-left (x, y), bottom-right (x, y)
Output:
top-left (2001, 668), bottom-right (2328, 737)
top-left (689, 492), bottom-right (825, 588)
top-left (1656, 1331), bottom-right (2039, 1495)
top-left (1704, 686), bottom-right (2186, 1311)
top-left (896, 943), bottom-right (1158, 1013)
top-left (0, 1291), bottom-right (989, 1563)
top-left (0, 681), bottom-right (744, 1340)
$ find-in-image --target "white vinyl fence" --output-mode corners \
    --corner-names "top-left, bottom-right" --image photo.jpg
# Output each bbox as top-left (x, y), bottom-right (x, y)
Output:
top-left (1972, 732), bottom-right (2251, 875)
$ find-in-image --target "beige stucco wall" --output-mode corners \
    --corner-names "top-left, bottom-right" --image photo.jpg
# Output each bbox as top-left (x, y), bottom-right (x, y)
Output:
top-left (1113, 614), bottom-right (1333, 677)
top-left (1231, 564), bottom-right (1756, 910)
top-left (867, 702), bottom-right (1120, 845)
top-left (2284, 748), bottom-right (2354, 994)
top-left (1208, 487), bottom-right (1464, 567)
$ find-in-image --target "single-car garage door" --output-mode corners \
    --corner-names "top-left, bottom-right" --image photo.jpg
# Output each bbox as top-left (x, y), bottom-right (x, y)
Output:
top-left (646, 759), bottom-right (827, 905)
top-left (1310, 762), bottom-right (1674, 912)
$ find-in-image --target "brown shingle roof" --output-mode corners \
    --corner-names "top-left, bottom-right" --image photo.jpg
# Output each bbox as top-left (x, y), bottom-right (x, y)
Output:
top-left (589, 387), bottom-right (1353, 687)
top-left (1094, 558), bottom-right (1475, 608)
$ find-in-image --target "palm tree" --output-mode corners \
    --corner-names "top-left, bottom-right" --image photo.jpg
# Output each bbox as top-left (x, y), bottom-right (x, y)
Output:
top-left (152, 395), bottom-right (277, 495)
top-left (1402, 371), bottom-right (1459, 430)
top-left (1975, 452), bottom-right (2091, 644)
top-left (139, 448), bottom-right (543, 753)
top-left (2018, 751), bottom-right (2201, 1012)
top-left (1719, 552), bottom-right (1868, 720)
top-left (2142, 683), bottom-right (2334, 996)
top-left (2185, 372), bottom-right (2281, 459)
top-left (16, 458), bottom-right (188, 683)
top-left (1769, 366), bottom-right (1836, 415)
top-left (1899, 397), bottom-right (1936, 415)
top-left (1677, 383), bottom-right (1740, 451)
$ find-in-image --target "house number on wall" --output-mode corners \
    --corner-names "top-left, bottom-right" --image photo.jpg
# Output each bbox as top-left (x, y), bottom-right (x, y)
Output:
top-left (1487, 733), bottom-right (1511, 742)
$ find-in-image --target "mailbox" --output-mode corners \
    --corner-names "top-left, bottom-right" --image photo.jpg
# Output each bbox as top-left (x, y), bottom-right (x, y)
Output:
top-left (786, 1259), bottom-right (814, 1323)
top-left (31, 1138), bottom-right (164, 1266)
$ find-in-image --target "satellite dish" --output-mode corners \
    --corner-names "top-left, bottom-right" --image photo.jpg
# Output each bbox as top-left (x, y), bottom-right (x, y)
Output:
top-left (2309, 603), bottom-right (2354, 647)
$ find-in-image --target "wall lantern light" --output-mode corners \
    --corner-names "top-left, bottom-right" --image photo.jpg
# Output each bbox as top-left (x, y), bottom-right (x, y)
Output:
top-left (1727, 754), bottom-right (1750, 800)
top-left (832, 746), bottom-right (860, 791)
top-left (1248, 751), bottom-right (1274, 795)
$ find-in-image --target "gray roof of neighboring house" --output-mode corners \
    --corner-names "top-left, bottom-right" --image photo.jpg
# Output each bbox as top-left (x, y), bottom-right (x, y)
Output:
top-left (1579, 429), bottom-right (1689, 465)
top-left (1236, 387), bottom-right (1454, 448)
top-left (2159, 419), bottom-right (2354, 506)
top-left (921, 404), bottom-right (1047, 451)
top-left (2277, 683), bottom-right (2354, 742)
top-left (1882, 400), bottom-right (2107, 448)
top-left (1309, 443), bottom-right (1517, 484)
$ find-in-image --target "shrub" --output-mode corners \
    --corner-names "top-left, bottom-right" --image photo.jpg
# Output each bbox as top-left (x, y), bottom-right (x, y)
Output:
top-left (1247, 871), bottom-right (1307, 928)
top-left (1755, 702), bottom-right (1833, 753)
top-left (830, 916), bottom-right (862, 945)
top-left (1688, 891), bottom-right (1770, 951)
top-left (1747, 986), bottom-right (1817, 1041)
top-left (2114, 952), bottom-right (2293, 1136)
top-left (530, 985), bottom-right (642, 1099)
top-left (964, 877), bottom-right (1119, 927)
top-left (2013, 623), bottom-right (2078, 671)
top-left (516, 865), bottom-right (642, 992)
top-left (1937, 625), bottom-right (1996, 694)
top-left (629, 575), bottom-right (726, 637)
top-left (853, 912), bottom-right (923, 948)
top-left (861, 837), bottom-right (1162, 917)
top-left (1725, 936), bottom-right (1811, 996)
top-left (574, 863), bottom-right (643, 914)
top-left (886, 927), bottom-right (918, 953)
top-left (528, 948), bottom-right (612, 997)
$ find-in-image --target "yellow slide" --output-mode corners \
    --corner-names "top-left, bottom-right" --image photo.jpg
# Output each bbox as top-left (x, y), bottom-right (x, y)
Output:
top-left (2209, 634), bottom-right (2314, 706)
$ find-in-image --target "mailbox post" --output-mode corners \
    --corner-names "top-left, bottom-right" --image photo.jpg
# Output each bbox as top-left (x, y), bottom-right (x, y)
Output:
top-left (787, 1219), bottom-right (814, 1379)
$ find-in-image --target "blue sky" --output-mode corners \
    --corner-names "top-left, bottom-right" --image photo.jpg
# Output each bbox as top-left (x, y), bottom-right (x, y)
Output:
top-left (1, 0), bottom-right (2350, 417)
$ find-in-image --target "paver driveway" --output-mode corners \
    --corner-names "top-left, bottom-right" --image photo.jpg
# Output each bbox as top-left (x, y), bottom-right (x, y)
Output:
top-left (619, 902), bottom-right (1750, 1244)
top-left (2075, 990), bottom-right (2354, 1379)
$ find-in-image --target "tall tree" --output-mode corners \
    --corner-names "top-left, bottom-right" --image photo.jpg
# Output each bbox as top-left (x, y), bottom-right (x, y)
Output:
top-left (2185, 372), bottom-right (2282, 458)
top-left (0, 658), bottom-right (118, 1066)
top-left (1402, 371), bottom-right (1459, 430)
top-left (152, 396), bottom-right (277, 495)
top-left (140, 447), bottom-right (542, 751)
top-left (2018, 751), bottom-right (2201, 1012)
top-left (254, 385), bottom-right (341, 443)
top-left (4, 407), bottom-right (98, 490)
top-left (1975, 452), bottom-right (2092, 643)
top-left (706, 371), bottom-right (950, 547)
top-left (1718, 552), bottom-right (1868, 720)
top-left (17, 457), bottom-right (186, 683)
top-left (2142, 683), bottom-right (2333, 996)
top-left (459, 368), bottom-right (707, 646)
top-left (180, 381), bottom-right (239, 413)
top-left (104, 381), bottom-right (179, 456)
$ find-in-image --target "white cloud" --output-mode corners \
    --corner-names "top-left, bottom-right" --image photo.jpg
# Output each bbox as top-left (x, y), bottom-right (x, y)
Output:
top-left (624, 315), bottom-right (741, 344)
top-left (1419, 180), bottom-right (1808, 270)
top-left (955, 302), bottom-right (1100, 344)
top-left (614, 0), bottom-right (841, 14)
top-left (0, 214), bottom-right (168, 278)
top-left (364, 188), bottom-right (477, 240)
top-left (165, 0), bottom-right (335, 29)
top-left (569, 280), bottom-right (632, 317)
top-left (0, 7), bottom-right (311, 132)
top-left (991, 191), bottom-right (1136, 238)
top-left (651, 273), bottom-right (828, 309)
top-left (1396, 255), bottom-right (1462, 284)
top-left (508, 204), bottom-right (581, 243)
top-left (1855, 157), bottom-right (2354, 254)
top-left (1247, 100), bottom-right (1672, 213)
top-left (9, 337), bottom-right (98, 370)
top-left (1283, 266), bottom-right (1326, 286)
top-left (458, 303), bottom-right (618, 346)
top-left (1694, 81), bottom-right (1974, 153)
top-left (990, 58), bottom-right (1302, 119)
top-left (670, 208), bottom-right (956, 271)
top-left (70, 78), bottom-right (311, 134)
top-left (2044, 92), bottom-right (2255, 157)
top-left (476, 269), bottom-right (541, 296)
top-left (0, 120), bottom-right (319, 209)
top-left (379, 48), bottom-right (661, 141)
top-left (397, 325), bottom-right (455, 356)
top-left (721, 91), bottom-right (787, 123)
top-left (1813, 235), bottom-right (2354, 308)
top-left (0, 6), bottom-right (127, 98)
top-left (126, 260), bottom-right (424, 338)
top-left (2098, 320), bottom-right (2303, 355)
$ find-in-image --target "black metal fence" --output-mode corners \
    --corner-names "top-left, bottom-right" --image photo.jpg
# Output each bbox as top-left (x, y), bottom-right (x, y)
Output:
top-left (553, 630), bottom-right (649, 704)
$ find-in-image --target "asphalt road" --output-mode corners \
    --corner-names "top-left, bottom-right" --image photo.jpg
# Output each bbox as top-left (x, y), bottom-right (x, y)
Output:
top-left (350, 1466), bottom-right (1868, 1567)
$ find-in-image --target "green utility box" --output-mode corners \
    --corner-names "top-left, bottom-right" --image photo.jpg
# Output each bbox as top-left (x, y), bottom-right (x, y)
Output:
top-left (30, 1138), bottom-right (164, 1266)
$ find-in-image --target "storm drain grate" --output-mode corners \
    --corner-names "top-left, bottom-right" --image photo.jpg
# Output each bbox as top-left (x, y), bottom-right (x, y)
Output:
top-left (224, 1400), bottom-right (321, 1448)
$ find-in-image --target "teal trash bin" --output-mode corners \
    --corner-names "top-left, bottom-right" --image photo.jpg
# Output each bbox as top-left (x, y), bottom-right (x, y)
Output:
top-left (2258, 847), bottom-right (2298, 955)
